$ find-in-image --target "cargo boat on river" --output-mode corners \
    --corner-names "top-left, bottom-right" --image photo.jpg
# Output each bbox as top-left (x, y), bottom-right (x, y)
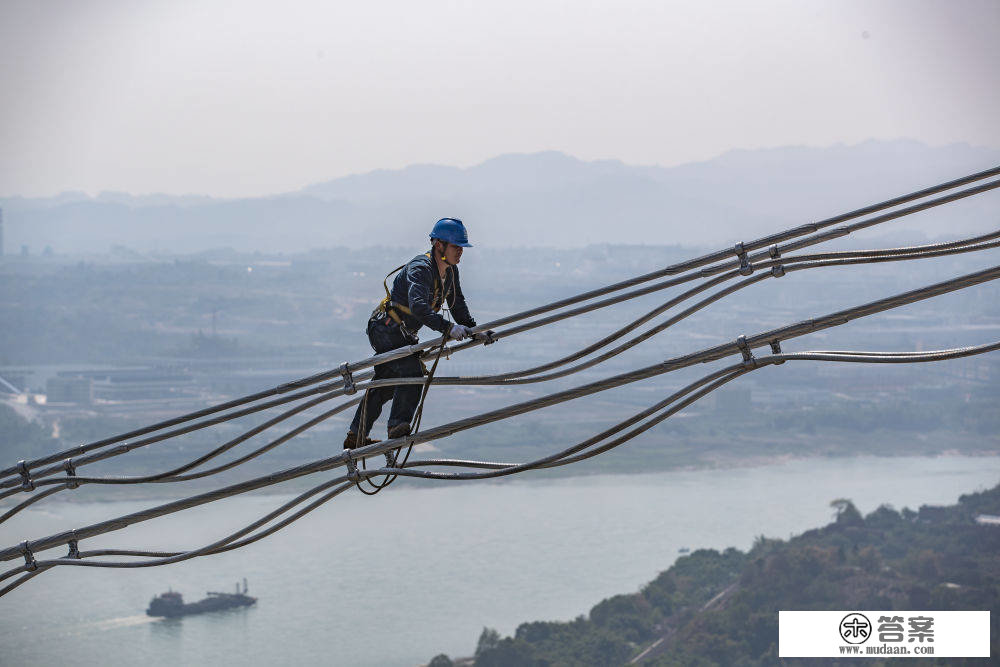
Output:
top-left (146, 578), bottom-right (256, 617)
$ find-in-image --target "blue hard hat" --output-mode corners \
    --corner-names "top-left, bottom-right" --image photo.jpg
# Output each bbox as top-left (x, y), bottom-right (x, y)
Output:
top-left (430, 218), bottom-right (472, 247)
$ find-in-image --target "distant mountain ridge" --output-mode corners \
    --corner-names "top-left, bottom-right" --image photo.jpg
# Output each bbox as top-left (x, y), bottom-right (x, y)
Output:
top-left (3, 140), bottom-right (998, 254)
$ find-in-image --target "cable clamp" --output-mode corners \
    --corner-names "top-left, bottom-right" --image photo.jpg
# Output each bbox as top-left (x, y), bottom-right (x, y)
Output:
top-left (63, 459), bottom-right (79, 489)
top-left (19, 541), bottom-right (37, 571)
top-left (339, 362), bottom-right (356, 395)
top-left (734, 242), bottom-right (753, 276)
top-left (735, 335), bottom-right (758, 369)
top-left (344, 454), bottom-right (360, 481)
top-left (768, 244), bottom-right (784, 276)
top-left (769, 340), bottom-right (785, 365)
top-left (67, 530), bottom-right (81, 559)
top-left (477, 329), bottom-right (498, 345)
top-left (16, 460), bottom-right (34, 492)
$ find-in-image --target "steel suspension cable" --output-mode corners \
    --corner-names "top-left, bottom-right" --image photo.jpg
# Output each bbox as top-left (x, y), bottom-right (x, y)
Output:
top-left (5, 231), bottom-right (996, 509)
top-left (5, 166), bottom-right (997, 482)
top-left (2, 264), bottom-right (998, 571)
top-left (2, 341), bottom-right (995, 599)
top-left (7, 201), bottom-right (997, 495)
top-left (1, 237), bottom-right (997, 524)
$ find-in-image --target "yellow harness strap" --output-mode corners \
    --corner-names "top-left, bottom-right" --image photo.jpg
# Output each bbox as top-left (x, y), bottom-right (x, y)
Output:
top-left (377, 252), bottom-right (443, 324)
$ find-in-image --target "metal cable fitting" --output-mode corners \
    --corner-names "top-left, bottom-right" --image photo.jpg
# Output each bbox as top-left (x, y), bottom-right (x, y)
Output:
top-left (339, 362), bottom-right (356, 395)
top-left (770, 340), bottom-right (785, 365)
top-left (19, 541), bottom-right (37, 571)
top-left (67, 531), bottom-right (80, 559)
top-left (768, 244), bottom-right (781, 259)
top-left (344, 455), bottom-right (360, 481)
top-left (735, 335), bottom-right (758, 368)
top-left (63, 459), bottom-right (79, 489)
top-left (771, 264), bottom-right (786, 278)
top-left (734, 242), bottom-right (753, 276)
top-left (16, 461), bottom-right (33, 492)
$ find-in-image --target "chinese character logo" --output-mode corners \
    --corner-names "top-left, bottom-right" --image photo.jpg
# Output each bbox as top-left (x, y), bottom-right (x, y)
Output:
top-left (839, 613), bottom-right (872, 644)
top-left (908, 616), bottom-right (934, 642)
top-left (878, 615), bottom-right (905, 642)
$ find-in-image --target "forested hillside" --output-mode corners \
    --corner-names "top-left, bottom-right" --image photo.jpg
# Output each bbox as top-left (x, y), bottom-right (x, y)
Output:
top-left (429, 482), bottom-right (1000, 666)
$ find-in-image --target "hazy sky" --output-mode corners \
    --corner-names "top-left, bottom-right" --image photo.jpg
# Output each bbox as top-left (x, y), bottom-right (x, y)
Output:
top-left (1, 0), bottom-right (997, 198)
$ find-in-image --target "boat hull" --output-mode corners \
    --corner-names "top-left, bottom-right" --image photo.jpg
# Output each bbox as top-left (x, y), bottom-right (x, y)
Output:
top-left (146, 592), bottom-right (256, 617)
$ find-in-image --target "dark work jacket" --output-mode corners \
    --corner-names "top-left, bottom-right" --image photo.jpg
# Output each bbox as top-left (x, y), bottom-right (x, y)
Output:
top-left (388, 252), bottom-right (476, 335)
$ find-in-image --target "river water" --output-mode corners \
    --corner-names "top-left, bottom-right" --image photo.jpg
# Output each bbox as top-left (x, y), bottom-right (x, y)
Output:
top-left (2, 456), bottom-right (998, 666)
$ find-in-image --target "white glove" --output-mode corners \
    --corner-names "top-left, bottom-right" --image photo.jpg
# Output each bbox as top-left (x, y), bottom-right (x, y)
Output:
top-left (449, 324), bottom-right (471, 340)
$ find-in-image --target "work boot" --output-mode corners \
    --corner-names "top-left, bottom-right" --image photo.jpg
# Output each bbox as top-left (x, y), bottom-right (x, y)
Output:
top-left (343, 431), bottom-right (380, 450)
top-left (387, 423), bottom-right (412, 440)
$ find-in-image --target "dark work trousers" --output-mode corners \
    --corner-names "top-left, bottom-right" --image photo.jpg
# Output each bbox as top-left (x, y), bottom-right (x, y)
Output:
top-left (347, 316), bottom-right (425, 438)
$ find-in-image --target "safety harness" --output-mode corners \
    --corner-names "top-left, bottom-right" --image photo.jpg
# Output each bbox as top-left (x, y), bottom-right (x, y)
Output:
top-left (353, 253), bottom-right (455, 495)
top-left (374, 251), bottom-right (446, 333)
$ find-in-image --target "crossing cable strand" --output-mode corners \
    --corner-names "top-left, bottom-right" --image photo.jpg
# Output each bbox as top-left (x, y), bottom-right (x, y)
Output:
top-left (449, 236), bottom-right (1000, 386)
top-left (0, 174), bottom-right (996, 584)
top-left (0, 234), bottom-right (997, 528)
top-left (207, 262), bottom-right (1000, 482)
top-left (5, 167), bottom-right (998, 483)
top-left (0, 478), bottom-right (356, 597)
top-left (11, 173), bottom-right (996, 495)
top-left (1, 340), bottom-right (996, 598)
top-left (0, 397), bottom-right (363, 521)
top-left (445, 229), bottom-right (1000, 382)
top-left (0, 378), bottom-right (371, 494)
top-left (438, 176), bottom-right (1000, 358)
top-left (5, 176), bottom-right (998, 494)
top-left (1, 367), bottom-right (755, 588)
top-left (2, 263), bottom-right (998, 576)
top-left (0, 345), bottom-right (987, 589)
top-left (391, 344), bottom-right (1000, 478)
top-left (4, 226), bottom-right (999, 504)
top-left (2, 230), bottom-right (996, 513)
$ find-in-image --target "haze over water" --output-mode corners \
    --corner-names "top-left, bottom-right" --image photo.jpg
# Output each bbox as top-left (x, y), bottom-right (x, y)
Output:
top-left (2, 456), bottom-right (998, 666)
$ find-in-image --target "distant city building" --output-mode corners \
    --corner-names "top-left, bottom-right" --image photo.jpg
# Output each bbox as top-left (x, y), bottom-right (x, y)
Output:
top-left (88, 369), bottom-right (196, 401)
top-left (42, 369), bottom-right (198, 404)
top-left (46, 376), bottom-right (93, 404)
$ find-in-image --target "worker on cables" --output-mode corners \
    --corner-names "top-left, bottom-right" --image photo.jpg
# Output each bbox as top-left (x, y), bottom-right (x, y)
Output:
top-left (343, 218), bottom-right (483, 450)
